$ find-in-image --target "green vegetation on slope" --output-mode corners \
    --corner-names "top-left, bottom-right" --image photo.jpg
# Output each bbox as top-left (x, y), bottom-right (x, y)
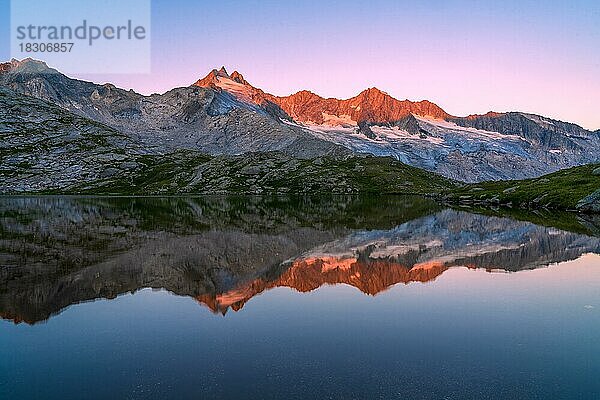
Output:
top-left (62, 152), bottom-right (455, 196)
top-left (444, 163), bottom-right (600, 212)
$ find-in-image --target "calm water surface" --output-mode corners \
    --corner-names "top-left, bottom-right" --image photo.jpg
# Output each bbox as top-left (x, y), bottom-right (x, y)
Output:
top-left (0, 196), bottom-right (599, 399)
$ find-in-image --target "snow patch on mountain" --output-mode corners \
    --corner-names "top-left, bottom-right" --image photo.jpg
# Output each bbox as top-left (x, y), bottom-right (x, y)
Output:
top-left (211, 75), bottom-right (256, 103)
top-left (413, 115), bottom-right (527, 142)
top-left (321, 112), bottom-right (356, 127)
top-left (370, 125), bottom-right (446, 146)
top-left (284, 114), bottom-right (533, 169)
top-left (521, 113), bottom-right (556, 129)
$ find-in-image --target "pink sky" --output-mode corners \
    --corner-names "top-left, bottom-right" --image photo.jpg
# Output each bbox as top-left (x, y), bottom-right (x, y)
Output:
top-left (13, 0), bottom-right (598, 130)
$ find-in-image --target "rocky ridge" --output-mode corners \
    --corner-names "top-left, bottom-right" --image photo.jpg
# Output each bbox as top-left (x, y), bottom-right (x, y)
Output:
top-left (2, 58), bottom-right (600, 183)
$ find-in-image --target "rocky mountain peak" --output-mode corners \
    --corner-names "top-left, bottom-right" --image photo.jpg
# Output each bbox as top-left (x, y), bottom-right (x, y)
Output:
top-left (217, 66), bottom-right (229, 77)
top-left (230, 71), bottom-right (248, 85)
top-left (359, 87), bottom-right (388, 97)
top-left (288, 90), bottom-right (321, 100)
top-left (465, 111), bottom-right (505, 120)
top-left (193, 66), bottom-right (232, 87)
top-left (0, 62), bottom-right (11, 74)
top-left (355, 88), bottom-right (390, 103)
top-left (1, 58), bottom-right (55, 75)
top-left (393, 114), bottom-right (422, 135)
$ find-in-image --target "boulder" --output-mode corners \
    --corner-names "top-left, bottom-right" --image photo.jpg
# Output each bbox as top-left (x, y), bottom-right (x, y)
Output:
top-left (576, 189), bottom-right (600, 213)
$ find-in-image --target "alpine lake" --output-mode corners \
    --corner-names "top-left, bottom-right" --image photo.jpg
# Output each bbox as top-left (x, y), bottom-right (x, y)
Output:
top-left (1, 195), bottom-right (599, 399)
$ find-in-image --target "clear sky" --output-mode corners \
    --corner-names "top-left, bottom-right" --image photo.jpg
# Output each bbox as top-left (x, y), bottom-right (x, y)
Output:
top-left (1, 0), bottom-right (599, 129)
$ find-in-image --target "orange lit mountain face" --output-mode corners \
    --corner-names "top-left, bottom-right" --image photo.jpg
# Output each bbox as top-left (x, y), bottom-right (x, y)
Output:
top-left (193, 67), bottom-right (276, 108)
top-left (196, 256), bottom-right (449, 314)
top-left (275, 89), bottom-right (451, 124)
top-left (193, 67), bottom-right (452, 125)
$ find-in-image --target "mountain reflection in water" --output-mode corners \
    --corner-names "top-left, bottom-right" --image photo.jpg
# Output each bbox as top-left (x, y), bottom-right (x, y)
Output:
top-left (1, 196), bottom-right (599, 323)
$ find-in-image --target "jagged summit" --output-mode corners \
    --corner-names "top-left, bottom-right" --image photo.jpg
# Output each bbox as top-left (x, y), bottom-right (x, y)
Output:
top-left (0, 62), bottom-right (11, 73)
top-left (193, 67), bottom-right (250, 88)
top-left (192, 66), bottom-right (277, 110)
top-left (194, 66), bottom-right (231, 87)
top-left (465, 111), bottom-right (505, 120)
top-left (192, 66), bottom-right (452, 124)
top-left (273, 86), bottom-right (452, 124)
top-left (360, 87), bottom-right (389, 96)
top-left (217, 66), bottom-right (228, 76)
top-left (0, 58), bottom-right (55, 75)
top-left (230, 71), bottom-right (248, 85)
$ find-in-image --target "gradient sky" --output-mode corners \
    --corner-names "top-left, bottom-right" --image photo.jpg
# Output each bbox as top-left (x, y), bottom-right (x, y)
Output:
top-left (1, 0), bottom-right (599, 129)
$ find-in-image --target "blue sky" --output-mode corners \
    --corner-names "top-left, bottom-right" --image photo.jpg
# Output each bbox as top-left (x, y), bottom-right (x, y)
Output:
top-left (1, 0), bottom-right (599, 129)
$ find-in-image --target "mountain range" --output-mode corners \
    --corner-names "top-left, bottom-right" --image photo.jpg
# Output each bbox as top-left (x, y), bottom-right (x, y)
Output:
top-left (1, 58), bottom-right (600, 193)
top-left (193, 65), bottom-right (600, 181)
